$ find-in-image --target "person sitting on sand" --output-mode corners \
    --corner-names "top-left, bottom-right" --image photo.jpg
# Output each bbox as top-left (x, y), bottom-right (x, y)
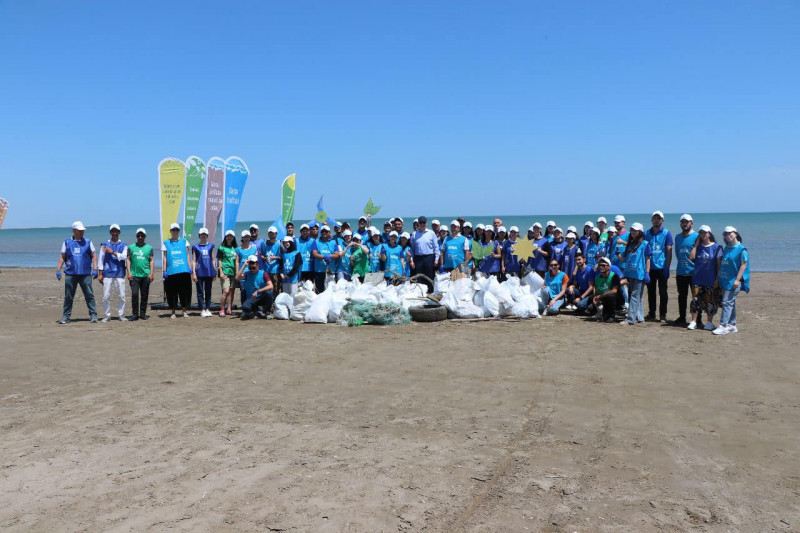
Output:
top-left (236, 255), bottom-right (274, 320)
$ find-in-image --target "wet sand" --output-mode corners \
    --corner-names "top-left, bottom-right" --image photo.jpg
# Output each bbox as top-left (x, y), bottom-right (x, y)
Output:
top-left (1, 268), bottom-right (798, 531)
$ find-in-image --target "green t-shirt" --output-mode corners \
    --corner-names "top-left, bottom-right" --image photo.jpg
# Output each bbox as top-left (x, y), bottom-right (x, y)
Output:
top-left (351, 248), bottom-right (369, 277)
top-left (218, 245), bottom-right (237, 276)
top-left (594, 271), bottom-right (617, 295)
top-left (128, 243), bottom-right (153, 277)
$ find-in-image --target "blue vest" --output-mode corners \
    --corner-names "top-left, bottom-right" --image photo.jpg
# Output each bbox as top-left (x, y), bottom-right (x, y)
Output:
top-left (192, 243), bottom-right (216, 277)
top-left (260, 240), bottom-right (282, 274)
top-left (645, 228), bottom-right (672, 270)
top-left (235, 244), bottom-right (258, 267)
top-left (675, 232), bottom-right (699, 276)
top-left (443, 235), bottom-right (467, 269)
top-left (623, 242), bottom-right (650, 281)
top-left (313, 238), bottom-right (339, 272)
top-left (367, 241), bottom-right (383, 272)
top-left (561, 244), bottom-right (578, 277)
top-left (585, 241), bottom-right (607, 270)
top-left (282, 250), bottom-right (300, 283)
top-left (692, 243), bottom-right (721, 288)
top-left (502, 239), bottom-right (521, 273)
top-left (544, 271), bottom-right (566, 298)
top-left (163, 239), bottom-right (191, 276)
top-left (531, 238), bottom-right (549, 271)
top-left (478, 242), bottom-right (501, 274)
top-left (383, 244), bottom-right (404, 277)
top-left (64, 238), bottom-right (93, 275)
top-left (242, 269), bottom-right (269, 297)
top-left (549, 241), bottom-right (567, 266)
top-left (296, 237), bottom-right (314, 272)
top-left (719, 243), bottom-right (750, 293)
top-left (101, 240), bottom-right (127, 278)
top-left (609, 235), bottom-right (627, 269)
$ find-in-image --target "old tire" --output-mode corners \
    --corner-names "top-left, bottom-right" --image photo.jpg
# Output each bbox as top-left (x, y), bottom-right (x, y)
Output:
top-left (409, 305), bottom-right (448, 323)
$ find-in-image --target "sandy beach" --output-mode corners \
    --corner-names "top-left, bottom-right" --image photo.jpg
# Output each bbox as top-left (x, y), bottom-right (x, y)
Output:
top-left (0, 268), bottom-right (798, 532)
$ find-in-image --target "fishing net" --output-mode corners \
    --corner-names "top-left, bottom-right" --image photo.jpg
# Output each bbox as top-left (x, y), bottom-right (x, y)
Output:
top-left (338, 300), bottom-right (411, 327)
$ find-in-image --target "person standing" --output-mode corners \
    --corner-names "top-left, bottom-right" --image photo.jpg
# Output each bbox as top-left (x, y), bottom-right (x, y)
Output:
top-left (619, 222), bottom-right (651, 325)
top-left (56, 221), bottom-right (98, 324)
top-left (673, 214), bottom-right (699, 325)
top-left (260, 226), bottom-right (283, 295)
top-left (528, 223), bottom-right (549, 277)
top-left (584, 227), bottom-right (607, 271)
top-left (501, 226), bottom-right (521, 278)
top-left (579, 221), bottom-right (594, 255)
top-left (347, 233), bottom-right (370, 282)
top-left (596, 217), bottom-right (610, 242)
top-left (249, 224), bottom-right (265, 268)
top-left (162, 223), bottom-right (195, 319)
top-left (410, 216), bottom-right (440, 293)
top-left (687, 225), bottom-right (722, 331)
top-left (127, 227), bottom-right (154, 321)
top-left (310, 225), bottom-right (343, 293)
top-left (613, 215), bottom-right (627, 237)
top-left (280, 236), bottom-right (302, 295)
top-left (216, 230), bottom-right (238, 317)
top-left (296, 224), bottom-right (315, 283)
top-left (97, 224), bottom-right (128, 322)
top-left (442, 220), bottom-right (471, 272)
top-left (713, 226), bottom-right (750, 335)
top-left (561, 232), bottom-right (580, 279)
top-left (192, 227), bottom-right (216, 317)
top-left (235, 255), bottom-right (274, 320)
top-left (644, 211), bottom-right (674, 322)
top-left (381, 231), bottom-right (406, 280)
top-left (543, 228), bottom-right (567, 269)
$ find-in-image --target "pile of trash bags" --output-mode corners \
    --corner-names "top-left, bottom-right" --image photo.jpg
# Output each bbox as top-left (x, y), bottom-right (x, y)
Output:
top-left (437, 271), bottom-right (546, 319)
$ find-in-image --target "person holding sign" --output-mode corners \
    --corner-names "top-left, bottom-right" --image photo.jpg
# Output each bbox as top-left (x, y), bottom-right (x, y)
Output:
top-left (56, 221), bottom-right (98, 324)
top-left (162, 223), bottom-right (195, 319)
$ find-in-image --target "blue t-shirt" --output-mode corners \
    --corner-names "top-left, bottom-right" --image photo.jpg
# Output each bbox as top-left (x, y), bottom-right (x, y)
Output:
top-left (164, 238), bottom-right (191, 276)
top-left (383, 243), bottom-right (405, 277)
top-left (719, 243), bottom-right (750, 293)
top-left (260, 240), bottom-right (282, 274)
top-left (644, 227), bottom-right (674, 270)
top-left (310, 238), bottom-right (341, 273)
top-left (692, 242), bottom-right (721, 287)
top-left (675, 231), bottom-right (699, 276)
top-left (296, 237), bottom-right (314, 272)
top-left (544, 270), bottom-right (566, 299)
top-left (367, 241), bottom-right (384, 272)
top-left (192, 242), bottom-right (216, 277)
top-left (572, 266), bottom-right (594, 294)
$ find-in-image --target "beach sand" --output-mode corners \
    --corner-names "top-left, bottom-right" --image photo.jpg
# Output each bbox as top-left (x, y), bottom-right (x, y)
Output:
top-left (0, 268), bottom-right (798, 531)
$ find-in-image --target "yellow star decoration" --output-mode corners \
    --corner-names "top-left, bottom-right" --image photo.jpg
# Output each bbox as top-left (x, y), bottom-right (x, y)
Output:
top-left (511, 237), bottom-right (538, 262)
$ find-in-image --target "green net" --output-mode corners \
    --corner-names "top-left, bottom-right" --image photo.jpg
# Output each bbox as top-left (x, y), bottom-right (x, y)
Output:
top-left (338, 300), bottom-right (411, 327)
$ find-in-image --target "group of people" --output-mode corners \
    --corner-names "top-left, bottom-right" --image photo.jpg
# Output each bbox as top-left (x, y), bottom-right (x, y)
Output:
top-left (56, 211), bottom-right (750, 334)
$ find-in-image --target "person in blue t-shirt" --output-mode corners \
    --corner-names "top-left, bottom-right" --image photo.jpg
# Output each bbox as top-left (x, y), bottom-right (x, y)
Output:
top-left (235, 255), bottom-right (274, 320)
top-left (713, 226), bottom-right (750, 335)
top-left (280, 236), bottom-right (302, 296)
top-left (543, 228), bottom-right (567, 271)
top-left (260, 226), bottom-right (283, 296)
top-left (605, 226), bottom-right (629, 308)
top-left (619, 223), bottom-right (652, 325)
top-left (674, 214), bottom-right (699, 324)
top-left (310, 225), bottom-right (344, 293)
top-left (565, 253), bottom-right (594, 313)
top-left (644, 211), bottom-right (674, 322)
top-left (235, 231), bottom-right (259, 306)
top-left (249, 224), bottom-right (265, 268)
top-left (687, 225), bottom-right (722, 331)
top-left (579, 221), bottom-right (594, 256)
top-left (585, 227), bottom-right (607, 270)
top-left (192, 227), bottom-right (216, 317)
top-left (527, 223), bottom-right (549, 277)
top-left (380, 232), bottom-right (406, 280)
top-left (295, 224), bottom-right (315, 283)
top-left (162, 223), bottom-right (196, 318)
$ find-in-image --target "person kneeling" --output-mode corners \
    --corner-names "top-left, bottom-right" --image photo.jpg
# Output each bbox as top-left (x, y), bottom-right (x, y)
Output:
top-left (235, 255), bottom-right (274, 320)
top-left (591, 257), bottom-right (621, 323)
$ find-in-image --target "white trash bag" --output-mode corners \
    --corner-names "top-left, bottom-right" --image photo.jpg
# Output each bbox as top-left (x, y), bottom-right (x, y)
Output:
top-left (442, 277), bottom-right (484, 318)
top-left (304, 285), bottom-right (334, 323)
top-left (290, 284), bottom-right (317, 321)
top-left (434, 272), bottom-right (452, 295)
top-left (273, 293), bottom-right (293, 320)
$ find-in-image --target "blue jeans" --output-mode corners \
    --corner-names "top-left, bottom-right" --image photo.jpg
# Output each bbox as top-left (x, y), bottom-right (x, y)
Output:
top-left (575, 296), bottom-right (591, 312)
top-left (720, 287), bottom-right (740, 326)
top-left (542, 291), bottom-right (564, 314)
top-left (241, 290), bottom-right (274, 319)
top-left (63, 274), bottom-right (97, 320)
top-left (195, 276), bottom-right (214, 310)
top-left (626, 279), bottom-right (646, 324)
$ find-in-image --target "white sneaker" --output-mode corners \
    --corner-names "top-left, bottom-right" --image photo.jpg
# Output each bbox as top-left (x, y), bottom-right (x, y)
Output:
top-left (119, 316), bottom-right (128, 322)
top-left (704, 322), bottom-right (715, 331)
top-left (687, 321), bottom-right (697, 330)
top-left (182, 311), bottom-right (190, 318)
top-left (101, 316), bottom-right (110, 323)
top-left (713, 325), bottom-right (729, 335)
top-left (727, 325), bottom-right (738, 334)
top-left (622, 304), bottom-right (628, 313)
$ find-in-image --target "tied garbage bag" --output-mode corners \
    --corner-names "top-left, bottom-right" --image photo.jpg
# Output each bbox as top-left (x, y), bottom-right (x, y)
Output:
top-left (523, 271), bottom-right (544, 293)
top-left (328, 290), bottom-right (350, 322)
top-left (399, 282), bottom-right (427, 310)
top-left (304, 285), bottom-right (334, 323)
top-left (434, 272), bottom-right (452, 295)
top-left (487, 276), bottom-right (513, 306)
top-left (474, 290), bottom-right (500, 317)
top-left (273, 293), bottom-right (293, 320)
top-left (511, 294), bottom-right (541, 318)
top-left (291, 284), bottom-right (317, 321)
top-left (442, 277), bottom-right (484, 318)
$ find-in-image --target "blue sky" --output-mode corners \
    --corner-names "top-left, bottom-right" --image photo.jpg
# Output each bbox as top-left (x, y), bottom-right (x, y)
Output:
top-left (1, 1), bottom-right (798, 228)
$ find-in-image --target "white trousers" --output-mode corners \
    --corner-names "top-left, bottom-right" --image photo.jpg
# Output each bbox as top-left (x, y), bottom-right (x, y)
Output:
top-left (103, 277), bottom-right (126, 317)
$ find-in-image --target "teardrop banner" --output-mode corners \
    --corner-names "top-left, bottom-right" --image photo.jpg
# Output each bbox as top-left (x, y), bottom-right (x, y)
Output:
top-left (0, 197), bottom-right (8, 229)
top-left (222, 156), bottom-right (249, 236)
top-left (183, 155), bottom-right (206, 239)
top-left (272, 173), bottom-right (296, 239)
top-left (158, 158), bottom-right (186, 243)
top-left (204, 157), bottom-right (226, 244)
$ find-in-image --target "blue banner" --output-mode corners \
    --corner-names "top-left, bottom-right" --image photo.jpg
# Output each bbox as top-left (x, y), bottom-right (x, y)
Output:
top-left (222, 156), bottom-right (249, 236)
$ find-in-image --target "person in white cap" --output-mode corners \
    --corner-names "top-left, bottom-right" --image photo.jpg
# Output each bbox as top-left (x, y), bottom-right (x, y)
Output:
top-left (192, 228), bottom-right (216, 317)
top-left (409, 216), bottom-right (439, 293)
top-left (356, 216), bottom-right (369, 240)
top-left (462, 221), bottom-right (473, 241)
top-left (249, 224), bottom-right (264, 255)
top-left (380, 231), bottom-right (406, 279)
top-left (561, 231), bottom-right (581, 279)
top-left (345, 232), bottom-right (370, 282)
top-left (579, 221), bottom-right (594, 255)
top-left (260, 225), bottom-right (282, 295)
top-left (440, 220), bottom-right (472, 273)
top-left (687, 225), bottom-right (722, 331)
top-left (596, 217), bottom-right (609, 242)
top-left (644, 210), bottom-right (674, 322)
top-left (162, 223), bottom-right (195, 319)
top-left (542, 227), bottom-right (567, 268)
top-left (234, 230), bottom-right (259, 307)
top-left (280, 235), bottom-right (302, 295)
top-left (216, 230), bottom-right (239, 317)
top-left (591, 256), bottom-right (622, 322)
top-left (97, 224), bottom-right (128, 322)
top-left (713, 226), bottom-right (750, 335)
top-left (56, 221), bottom-right (99, 324)
top-left (528, 223), bottom-right (548, 276)
top-left (235, 255), bottom-right (274, 320)
top-left (613, 215), bottom-right (627, 236)
top-left (296, 224), bottom-right (315, 283)
top-left (392, 217), bottom-right (404, 235)
top-left (366, 228), bottom-right (385, 274)
top-left (398, 231), bottom-right (413, 277)
top-left (381, 220), bottom-right (393, 244)
top-left (673, 214), bottom-right (699, 324)
top-left (501, 225), bottom-right (521, 278)
top-left (127, 227), bottom-right (154, 320)
top-left (544, 220), bottom-right (557, 241)
top-left (585, 227), bottom-right (607, 270)
top-left (310, 224), bottom-right (343, 293)
top-left (618, 222), bottom-right (651, 325)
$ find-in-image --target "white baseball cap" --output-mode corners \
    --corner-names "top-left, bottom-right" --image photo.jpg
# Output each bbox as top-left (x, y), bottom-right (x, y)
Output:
top-left (652, 210), bottom-right (665, 219)
top-left (368, 226), bottom-right (379, 234)
top-left (450, 219), bottom-right (459, 227)
top-left (680, 213), bottom-right (693, 222)
top-left (249, 224), bottom-right (259, 230)
top-left (358, 216), bottom-right (367, 222)
top-left (699, 225), bottom-right (711, 233)
top-left (400, 232), bottom-right (410, 239)
top-left (352, 233), bottom-right (362, 241)
top-left (136, 227), bottom-right (147, 235)
top-left (413, 218), bottom-right (419, 223)
top-left (723, 226), bottom-right (737, 234)
top-left (225, 229), bottom-right (235, 237)
top-left (432, 219), bottom-right (441, 226)
top-left (300, 224), bottom-right (310, 230)
top-left (268, 226), bottom-right (278, 233)
top-left (246, 255), bottom-right (258, 263)
top-left (395, 217), bottom-right (404, 223)
top-left (598, 256), bottom-right (611, 266)
top-left (509, 225), bottom-right (519, 233)
top-left (321, 225), bottom-right (331, 232)
top-left (343, 229), bottom-right (352, 236)
top-left (591, 227), bottom-right (601, 234)
top-left (597, 216), bottom-right (607, 223)
top-left (389, 231), bottom-right (398, 237)
top-left (554, 227), bottom-right (563, 233)
top-left (614, 215), bottom-right (626, 223)
top-left (546, 220), bottom-right (556, 227)
top-left (464, 221), bottom-right (472, 228)
top-left (566, 232), bottom-right (577, 239)
top-left (72, 221), bottom-right (86, 231)
top-left (584, 220), bottom-right (594, 228)
top-left (109, 223), bottom-right (121, 231)
top-left (198, 227), bottom-right (209, 235)
top-left (170, 223), bottom-right (180, 230)
top-left (241, 230), bottom-right (250, 238)
top-left (631, 222), bottom-right (644, 231)
top-left (497, 226), bottom-right (507, 233)
top-left (532, 222), bottom-right (543, 229)
top-left (567, 225), bottom-right (577, 233)
top-left (476, 223), bottom-right (485, 230)
top-left (282, 236), bottom-right (294, 242)
top-left (606, 226), bottom-right (617, 234)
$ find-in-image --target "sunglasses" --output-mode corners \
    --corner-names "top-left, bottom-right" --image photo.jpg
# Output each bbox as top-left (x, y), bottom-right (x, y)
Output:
top-left (549, 264), bottom-right (559, 268)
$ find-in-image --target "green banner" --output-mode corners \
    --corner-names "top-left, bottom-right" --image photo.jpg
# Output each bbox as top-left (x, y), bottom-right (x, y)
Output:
top-left (282, 173), bottom-right (296, 222)
top-left (183, 155), bottom-right (206, 238)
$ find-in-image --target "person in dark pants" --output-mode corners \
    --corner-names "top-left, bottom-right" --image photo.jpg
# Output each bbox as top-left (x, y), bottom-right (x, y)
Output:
top-left (592, 257), bottom-right (622, 322)
top-left (409, 216), bottom-right (440, 293)
top-left (673, 214), bottom-right (699, 324)
top-left (236, 255), bottom-right (274, 319)
top-left (162, 223), bottom-right (195, 319)
top-left (56, 221), bottom-right (99, 324)
top-left (644, 211), bottom-right (673, 322)
top-left (127, 227), bottom-right (154, 320)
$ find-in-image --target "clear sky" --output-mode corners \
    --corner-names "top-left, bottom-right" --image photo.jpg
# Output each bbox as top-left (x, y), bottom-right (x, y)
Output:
top-left (1, 1), bottom-right (798, 228)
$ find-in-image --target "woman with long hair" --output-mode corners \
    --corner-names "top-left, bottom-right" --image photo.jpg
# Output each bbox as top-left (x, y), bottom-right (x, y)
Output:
top-left (216, 230), bottom-right (238, 317)
top-left (687, 225), bottom-right (722, 331)
top-left (713, 226), bottom-right (750, 335)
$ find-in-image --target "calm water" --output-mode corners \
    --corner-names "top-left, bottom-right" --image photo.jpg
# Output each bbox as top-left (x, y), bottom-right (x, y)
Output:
top-left (1, 212), bottom-right (797, 272)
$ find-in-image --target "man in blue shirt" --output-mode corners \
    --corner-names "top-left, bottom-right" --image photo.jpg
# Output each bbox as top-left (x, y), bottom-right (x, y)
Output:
top-left (410, 216), bottom-right (440, 293)
top-left (673, 214), bottom-right (699, 324)
top-left (310, 225), bottom-right (343, 293)
top-left (645, 210), bottom-right (674, 322)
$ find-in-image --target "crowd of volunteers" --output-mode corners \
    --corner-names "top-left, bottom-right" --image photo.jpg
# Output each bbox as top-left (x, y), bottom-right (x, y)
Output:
top-left (55, 211), bottom-right (750, 334)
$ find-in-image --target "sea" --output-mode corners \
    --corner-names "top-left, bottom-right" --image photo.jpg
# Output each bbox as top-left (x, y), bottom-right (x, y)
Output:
top-left (1, 212), bottom-right (798, 272)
